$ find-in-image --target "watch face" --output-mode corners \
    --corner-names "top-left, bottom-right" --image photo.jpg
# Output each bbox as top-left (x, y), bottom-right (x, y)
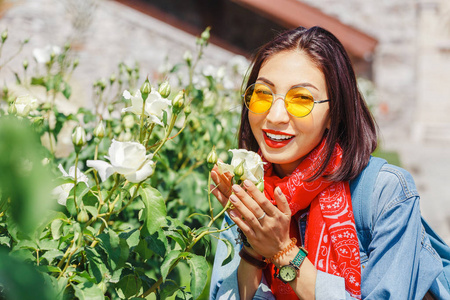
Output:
top-left (279, 265), bottom-right (297, 282)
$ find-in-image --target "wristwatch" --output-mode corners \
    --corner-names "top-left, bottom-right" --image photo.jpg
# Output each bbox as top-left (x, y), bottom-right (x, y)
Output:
top-left (277, 247), bottom-right (308, 283)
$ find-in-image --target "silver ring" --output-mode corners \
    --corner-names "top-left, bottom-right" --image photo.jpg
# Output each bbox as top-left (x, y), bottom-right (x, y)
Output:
top-left (257, 212), bottom-right (266, 220)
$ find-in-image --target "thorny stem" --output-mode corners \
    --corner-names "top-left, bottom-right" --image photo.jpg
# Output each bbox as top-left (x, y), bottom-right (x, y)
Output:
top-left (152, 114), bottom-right (177, 157)
top-left (56, 240), bottom-right (74, 270)
top-left (73, 153), bottom-right (79, 212)
top-left (207, 171), bottom-right (214, 220)
top-left (93, 144), bottom-right (104, 206)
top-left (139, 102), bottom-right (146, 144)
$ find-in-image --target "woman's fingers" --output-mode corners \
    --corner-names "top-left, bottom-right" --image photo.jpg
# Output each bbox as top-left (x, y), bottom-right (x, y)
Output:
top-left (210, 167), bottom-right (234, 207)
top-left (273, 186), bottom-right (291, 217)
top-left (240, 180), bottom-right (281, 218)
top-left (230, 185), bottom-right (264, 227)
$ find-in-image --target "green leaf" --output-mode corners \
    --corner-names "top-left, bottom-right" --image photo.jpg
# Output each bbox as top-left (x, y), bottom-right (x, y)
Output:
top-left (119, 229), bottom-right (140, 248)
top-left (166, 230), bottom-right (186, 249)
top-left (160, 250), bottom-right (182, 282)
top-left (98, 229), bottom-right (129, 270)
top-left (186, 254), bottom-right (208, 300)
top-left (31, 76), bottom-right (45, 86)
top-left (115, 274), bottom-right (141, 299)
top-left (41, 249), bottom-right (64, 265)
top-left (134, 239), bottom-right (153, 260)
top-left (220, 238), bottom-right (235, 266)
top-left (62, 81), bottom-right (71, 99)
top-left (39, 239), bottom-right (59, 250)
top-left (72, 281), bottom-right (104, 300)
top-left (144, 227), bottom-right (168, 257)
top-left (0, 250), bottom-right (55, 300)
top-left (37, 265), bottom-right (61, 274)
top-left (84, 205), bottom-right (98, 219)
top-left (51, 219), bottom-right (64, 240)
top-left (139, 185), bottom-right (167, 234)
top-left (85, 247), bottom-right (110, 283)
top-left (159, 280), bottom-right (181, 299)
top-left (70, 270), bottom-right (96, 284)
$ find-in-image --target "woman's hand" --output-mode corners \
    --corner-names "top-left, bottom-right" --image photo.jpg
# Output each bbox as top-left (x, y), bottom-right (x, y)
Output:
top-left (228, 179), bottom-right (292, 259)
top-left (210, 164), bottom-right (234, 208)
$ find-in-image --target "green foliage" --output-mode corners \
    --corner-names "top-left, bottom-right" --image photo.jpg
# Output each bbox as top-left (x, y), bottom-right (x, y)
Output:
top-left (0, 27), bottom-right (244, 299)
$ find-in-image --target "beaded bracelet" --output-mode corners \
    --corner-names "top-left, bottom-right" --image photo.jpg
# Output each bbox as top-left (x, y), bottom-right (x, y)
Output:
top-left (264, 238), bottom-right (297, 264)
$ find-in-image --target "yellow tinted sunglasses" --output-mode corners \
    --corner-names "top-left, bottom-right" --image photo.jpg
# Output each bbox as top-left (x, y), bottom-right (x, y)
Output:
top-left (243, 83), bottom-right (330, 118)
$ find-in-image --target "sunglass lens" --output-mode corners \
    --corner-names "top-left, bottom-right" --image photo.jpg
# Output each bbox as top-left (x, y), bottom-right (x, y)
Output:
top-left (244, 84), bottom-right (272, 114)
top-left (285, 87), bottom-right (314, 117)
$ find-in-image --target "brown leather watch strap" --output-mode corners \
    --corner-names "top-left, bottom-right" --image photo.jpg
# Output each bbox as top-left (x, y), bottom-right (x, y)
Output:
top-left (239, 247), bottom-right (267, 269)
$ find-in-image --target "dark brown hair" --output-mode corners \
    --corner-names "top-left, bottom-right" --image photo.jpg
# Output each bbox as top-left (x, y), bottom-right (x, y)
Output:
top-left (238, 26), bottom-right (377, 181)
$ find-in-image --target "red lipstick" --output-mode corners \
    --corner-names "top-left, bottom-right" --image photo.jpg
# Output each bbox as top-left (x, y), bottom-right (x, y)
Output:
top-left (262, 129), bottom-right (294, 149)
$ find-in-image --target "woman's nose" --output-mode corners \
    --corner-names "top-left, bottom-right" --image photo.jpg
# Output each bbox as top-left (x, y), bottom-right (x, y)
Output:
top-left (266, 96), bottom-right (290, 124)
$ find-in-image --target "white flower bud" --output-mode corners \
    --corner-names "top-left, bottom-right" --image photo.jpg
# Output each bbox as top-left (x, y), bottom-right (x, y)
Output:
top-left (201, 27), bottom-right (211, 42)
top-left (172, 90), bottom-right (185, 115)
top-left (140, 78), bottom-right (151, 102)
top-left (207, 146), bottom-right (218, 169)
top-left (1, 29), bottom-right (7, 43)
top-left (183, 50), bottom-right (192, 65)
top-left (72, 126), bottom-right (87, 151)
top-left (93, 121), bottom-right (106, 139)
top-left (158, 81), bottom-right (171, 98)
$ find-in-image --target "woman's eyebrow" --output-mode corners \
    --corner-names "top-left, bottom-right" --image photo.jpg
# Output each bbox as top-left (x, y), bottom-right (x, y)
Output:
top-left (256, 77), bottom-right (320, 92)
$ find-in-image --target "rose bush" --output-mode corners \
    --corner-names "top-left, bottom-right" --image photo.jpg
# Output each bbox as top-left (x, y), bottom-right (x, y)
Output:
top-left (0, 27), bottom-right (247, 300)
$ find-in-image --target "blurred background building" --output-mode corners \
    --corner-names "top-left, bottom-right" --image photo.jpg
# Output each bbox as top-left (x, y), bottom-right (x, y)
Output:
top-left (0, 0), bottom-right (449, 242)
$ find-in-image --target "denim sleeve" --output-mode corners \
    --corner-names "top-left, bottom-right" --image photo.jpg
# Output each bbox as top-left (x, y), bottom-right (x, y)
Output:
top-left (359, 165), bottom-right (443, 299)
top-left (210, 214), bottom-right (275, 300)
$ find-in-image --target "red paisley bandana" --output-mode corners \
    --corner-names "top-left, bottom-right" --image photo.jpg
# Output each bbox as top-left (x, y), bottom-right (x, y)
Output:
top-left (262, 139), bottom-right (361, 299)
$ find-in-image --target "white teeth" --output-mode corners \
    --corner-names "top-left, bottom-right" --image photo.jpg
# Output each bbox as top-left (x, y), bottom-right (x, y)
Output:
top-left (265, 132), bottom-right (294, 141)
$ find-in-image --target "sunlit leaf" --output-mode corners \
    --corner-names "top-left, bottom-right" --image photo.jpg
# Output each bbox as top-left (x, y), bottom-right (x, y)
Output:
top-left (186, 253), bottom-right (208, 300)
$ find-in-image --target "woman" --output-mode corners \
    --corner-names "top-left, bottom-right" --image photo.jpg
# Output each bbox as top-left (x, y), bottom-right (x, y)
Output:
top-left (209, 26), bottom-right (445, 299)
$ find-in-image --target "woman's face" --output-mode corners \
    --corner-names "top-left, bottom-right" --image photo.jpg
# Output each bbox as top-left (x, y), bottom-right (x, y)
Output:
top-left (249, 50), bottom-right (330, 177)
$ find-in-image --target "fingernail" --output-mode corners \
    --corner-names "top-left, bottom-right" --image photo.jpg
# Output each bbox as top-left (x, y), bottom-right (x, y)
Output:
top-left (243, 180), bottom-right (251, 187)
top-left (276, 187), bottom-right (283, 195)
top-left (232, 185), bottom-right (241, 193)
top-left (229, 194), bottom-right (238, 203)
top-left (229, 210), bottom-right (236, 218)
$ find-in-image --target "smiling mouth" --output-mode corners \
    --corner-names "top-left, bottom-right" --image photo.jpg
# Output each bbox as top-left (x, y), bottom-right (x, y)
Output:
top-left (265, 132), bottom-right (294, 141)
top-left (263, 130), bottom-right (295, 148)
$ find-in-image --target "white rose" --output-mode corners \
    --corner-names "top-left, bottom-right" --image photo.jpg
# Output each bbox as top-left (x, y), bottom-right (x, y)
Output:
top-left (32, 45), bottom-right (61, 64)
top-left (14, 95), bottom-right (38, 117)
top-left (52, 164), bottom-right (89, 206)
top-left (87, 140), bottom-right (155, 183)
top-left (217, 149), bottom-right (265, 185)
top-left (121, 89), bottom-right (171, 126)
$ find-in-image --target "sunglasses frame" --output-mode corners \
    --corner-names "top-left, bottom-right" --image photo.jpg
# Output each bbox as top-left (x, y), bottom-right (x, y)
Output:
top-left (242, 82), bottom-right (330, 118)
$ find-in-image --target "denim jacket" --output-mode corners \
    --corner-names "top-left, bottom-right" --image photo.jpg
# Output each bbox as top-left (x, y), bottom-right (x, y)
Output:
top-left (210, 162), bottom-right (448, 299)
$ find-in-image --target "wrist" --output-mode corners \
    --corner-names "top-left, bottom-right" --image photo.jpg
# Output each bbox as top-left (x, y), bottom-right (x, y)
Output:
top-left (239, 247), bottom-right (267, 269)
top-left (244, 246), bottom-right (263, 260)
top-left (273, 245), bottom-right (299, 268)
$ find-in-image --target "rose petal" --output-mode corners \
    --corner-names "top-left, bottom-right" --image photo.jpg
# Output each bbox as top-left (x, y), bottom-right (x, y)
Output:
top-left (87, 160), bottom-right (115, 182)
top-left (52, 183), bottom-right (74, 206)
top-left (124, 160), bottom-right (155, 183)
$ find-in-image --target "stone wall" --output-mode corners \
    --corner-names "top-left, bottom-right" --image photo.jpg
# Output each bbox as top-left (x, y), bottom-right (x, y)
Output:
top-left (0, 0), bottom-right (247, 110)
top-left (301, 0), bottom-right (450, 143)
